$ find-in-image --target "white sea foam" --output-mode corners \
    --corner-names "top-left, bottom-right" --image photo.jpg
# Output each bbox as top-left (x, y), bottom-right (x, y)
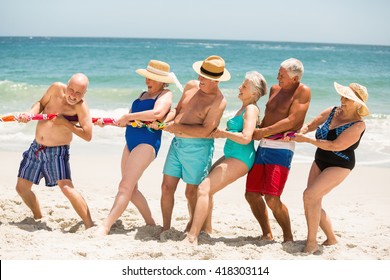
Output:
top-left (1, 108), bottom-right (389, 167)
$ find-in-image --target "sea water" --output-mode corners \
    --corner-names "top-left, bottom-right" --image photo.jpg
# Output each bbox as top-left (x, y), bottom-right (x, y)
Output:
top-left (1, 37), bottom-right (389, 166)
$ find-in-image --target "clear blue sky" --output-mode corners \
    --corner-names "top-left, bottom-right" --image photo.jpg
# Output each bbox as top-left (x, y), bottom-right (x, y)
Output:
top-left (0, 0), bottom-right (389, 46)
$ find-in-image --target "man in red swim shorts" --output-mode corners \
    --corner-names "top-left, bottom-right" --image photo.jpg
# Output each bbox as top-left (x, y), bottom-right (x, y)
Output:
top-left (245, 58), bottom-right (311, 242)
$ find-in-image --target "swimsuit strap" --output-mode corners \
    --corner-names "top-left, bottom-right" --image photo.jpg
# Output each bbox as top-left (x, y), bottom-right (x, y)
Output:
top-left (335, 120), bottom-right (362, 136)
top-left (139, 90), bottom-right (164, 100)
top-left (315, 107), bottom-right (337, 140)
top-left (326, 107), bottom-right (338, 125)
top-left (321, 106), bottom-right (338, 131)
top-left (329, 106), bottom-right (362, 135)
top-left (154, 90), bottom-right (164, 100)
top-left (139, 91), bottom-right (147, 99)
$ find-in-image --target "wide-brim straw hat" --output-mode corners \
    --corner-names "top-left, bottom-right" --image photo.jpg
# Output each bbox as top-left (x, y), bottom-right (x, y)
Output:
top-left (192, 55), bottom-right (231, 82)
top-left (136, 60), bottom-right (174, 84)
top-left (334, 82), bottom-right (369, 116)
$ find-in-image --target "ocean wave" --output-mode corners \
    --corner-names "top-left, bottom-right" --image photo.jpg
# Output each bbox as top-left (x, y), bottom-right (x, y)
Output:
top-left (246, 43), bottom-right (336, 52)
top-left (1, 118), bottom-right (389, 168)
top-left (0, 80), bottom-right (29, 89)
top-left (0, 80), bottom-right (45, 91)
top-left (0, 80), bottom-right (12, 85)
top-left (176, 42), bottom-right (230, 48)
top-left (370, 113), bottom-right (390, 119)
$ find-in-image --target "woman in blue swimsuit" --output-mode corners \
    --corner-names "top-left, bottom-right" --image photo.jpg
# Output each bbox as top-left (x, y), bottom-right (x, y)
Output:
top-left (95, 60), bottom-right (174, 235)
top-left (185, 71), bottom-right (268, 244)
top-left (293, 82), bottom-right (369, 253)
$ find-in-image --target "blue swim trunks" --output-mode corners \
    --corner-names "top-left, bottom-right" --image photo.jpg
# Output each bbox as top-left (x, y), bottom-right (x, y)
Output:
top-left (163, 137), bottom-right (214, 185)
top-left (18, 140), bottom-right (71, 187)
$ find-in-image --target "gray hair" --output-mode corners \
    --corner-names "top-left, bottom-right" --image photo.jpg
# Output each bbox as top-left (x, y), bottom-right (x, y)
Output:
top-left (245, 71), bottom-right (267, 102)
top-left (280, 58), bottom-right (304, 80)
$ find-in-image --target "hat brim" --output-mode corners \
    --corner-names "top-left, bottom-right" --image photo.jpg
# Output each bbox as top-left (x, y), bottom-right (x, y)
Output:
top-left (192, 61), bottom-right (231, 82)
top-left (136, 69), bottom-right (174, 84)
top-left (334, 82), bottom-right (369, 114)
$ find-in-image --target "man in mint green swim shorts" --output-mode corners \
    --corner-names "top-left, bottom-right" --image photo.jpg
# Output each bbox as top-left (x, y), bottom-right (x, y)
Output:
top-left (163, 137), bottom-right (214, 185)
top-left (160, 55), bottom-right (230, 234)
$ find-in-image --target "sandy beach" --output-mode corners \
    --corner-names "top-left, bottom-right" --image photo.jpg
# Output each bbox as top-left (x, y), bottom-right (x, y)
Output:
top-left (1, 138), bottom-right (389, 262)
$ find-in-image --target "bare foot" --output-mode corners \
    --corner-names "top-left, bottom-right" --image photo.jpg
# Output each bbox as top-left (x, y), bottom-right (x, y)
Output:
top-left (33, 214), bottom-right (43, 220)
top-left (322, 238), bottom-right (337, 246)
top-left (260, 233), bottom-right (274, 241)
top-left (201, 226), bottom-right (212, 235)
top-left (283, 234), bottom-right (294, 243)
top-left (303, 242), bottom-right (320, 254)
top-left (183, 234), bottom-right (198, 246)
top-left (84, 221), bottom-right (95, 229)
top-left (92, 226), bottom-right (109, 237)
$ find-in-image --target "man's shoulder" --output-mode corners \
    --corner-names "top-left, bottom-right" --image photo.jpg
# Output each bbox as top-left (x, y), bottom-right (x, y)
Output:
top-left (270, 84), bottom-right (281, 90)
top-left (51, 81), bottom-right (66, 88)
top-left (296, 83), bottom-right (311, 97)
top-left (47, 82), bottom-right (66, 93)
top-left (269, 84), bottom-right (281, 95)
top-left (298, 82), bottom-right (310, 90)
top-left (286, 83), bottom-right (310, 96)
top-left (184, 80), bottom-right (200, 91)
top-left (213, 90), bottom-right (227, 108)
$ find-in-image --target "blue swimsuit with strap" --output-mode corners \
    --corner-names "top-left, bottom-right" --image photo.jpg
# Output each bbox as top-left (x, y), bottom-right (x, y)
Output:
top-left (223, 110), bottom-right (256, 170)
top-left (315, 106), bottom-right (364, 170)
top-left (125, 91), bottom-right (163, 155)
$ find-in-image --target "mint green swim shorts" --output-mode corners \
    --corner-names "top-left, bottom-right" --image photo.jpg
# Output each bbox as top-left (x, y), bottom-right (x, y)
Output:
top-left (163, 137), bottom-right (214, 185)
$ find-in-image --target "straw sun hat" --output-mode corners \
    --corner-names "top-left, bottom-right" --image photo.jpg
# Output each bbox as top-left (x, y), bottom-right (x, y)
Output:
top-left (136, 60), bottom-right (174, 84)
top-left (334, 82), bottom-right (369, 116)
top-left (192, 55), bottom-right (231, 82)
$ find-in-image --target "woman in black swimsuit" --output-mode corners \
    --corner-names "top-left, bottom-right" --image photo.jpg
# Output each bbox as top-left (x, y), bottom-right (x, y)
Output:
top-left (292, 82), bottom-right (369, 254)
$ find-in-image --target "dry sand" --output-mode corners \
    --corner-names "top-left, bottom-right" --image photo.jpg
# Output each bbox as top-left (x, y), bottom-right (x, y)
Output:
top-left (1, 143), bottom-right (389, 261)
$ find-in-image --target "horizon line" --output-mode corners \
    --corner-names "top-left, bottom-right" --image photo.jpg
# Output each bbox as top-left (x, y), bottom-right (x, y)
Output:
top-left (1, 35), bottom-right (389, 48)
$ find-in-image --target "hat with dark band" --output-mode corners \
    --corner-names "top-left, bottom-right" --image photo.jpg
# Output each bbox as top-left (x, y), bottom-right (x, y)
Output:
top-left (192, 55), bottom-right (231, 81)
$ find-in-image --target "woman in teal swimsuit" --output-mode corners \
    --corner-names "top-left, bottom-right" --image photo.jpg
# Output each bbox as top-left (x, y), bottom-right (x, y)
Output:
top-left (185, 71), bottom-right (268, 244)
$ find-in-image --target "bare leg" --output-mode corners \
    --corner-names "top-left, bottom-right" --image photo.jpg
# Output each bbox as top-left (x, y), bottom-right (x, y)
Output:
top-left (201, 196), bottom-right (213, 234)
top-left (58, 179), bottom-right (94, 228)
top-left (161, 174), bottom-right (180, 231)
top-left (245, 192), bottom-right (273, 240)
top-left (131, 187), bottom-right (156, 225)
top-left (120, 147), bottom-right (156, 225)
top-left (200, 156), bottom-right (225, 234)
top-left (303, 163), bottom-right (322, 253)
top-left (99, 144), bottom-right (155, 235)
top-left (186, 158), bottom-right (248, 244)
top-left (303, 163), bottom-right (350, 253)
top-left (184, 183), bottom-right (198, 232)
top-left (319, 209), bottom-right (337, 246)
top-left (264, 194), bottom-right (293, 242)
top-left (15, 178), bottom-right (42, 220)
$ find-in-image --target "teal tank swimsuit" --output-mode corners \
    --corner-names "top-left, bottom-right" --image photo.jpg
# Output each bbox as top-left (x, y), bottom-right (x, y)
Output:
top-left (223, 110), bottom-right (256, 170)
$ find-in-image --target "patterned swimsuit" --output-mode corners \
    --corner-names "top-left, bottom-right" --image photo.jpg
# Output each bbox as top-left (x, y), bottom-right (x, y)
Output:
top-left (315, 107), bottom-right (364, 170)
